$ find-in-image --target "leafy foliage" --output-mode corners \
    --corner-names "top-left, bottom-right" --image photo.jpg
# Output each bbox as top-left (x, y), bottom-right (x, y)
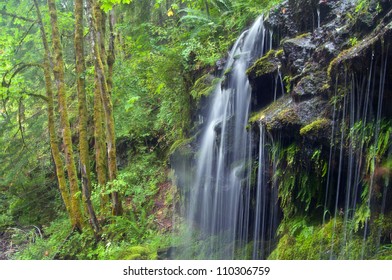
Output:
top-left (1, 0), bottom-right (286, 260)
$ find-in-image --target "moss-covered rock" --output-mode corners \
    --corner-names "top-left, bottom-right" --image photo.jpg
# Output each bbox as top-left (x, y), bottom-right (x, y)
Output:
top-left (299, 118), bottom-right (331, 145)
top-left (249, 94), bottom-right (330, 140)
top-left (283, 33), bottom-right (316, 75)
top-left (247, 49), bottom-right (284, 109)
top-left (268, 107), bottom-right (301, 131)
top-left (300, 118), bottom-right (330, 137)
top-left (292, 71), bottom-right (329, 101)
top-left (246, 49), bottom-right (282, 80)
top-left (328, 8), bottom-right (392, 80)
top-left (190, 73), bottom-right (220, 100)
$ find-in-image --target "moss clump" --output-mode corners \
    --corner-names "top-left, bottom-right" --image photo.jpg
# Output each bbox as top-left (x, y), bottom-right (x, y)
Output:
top-left (191, 74), bottom-right (220, 100)
top-left (248, 95), bottom-right (293, 126)
top-left (249, 110), bottom-right (267, 124)
top-left (115, 246), bottom-right (156, 260)
top-left (275, 49), bottom-right (284, 57)
top-left (294, 32), bottom-right (311, 40)
top-left (246, 49), bottom-right (282, 78)
top-left (267, 107), bottom-right (300, 130)
top-left (269, 217), bottom-right (366, 260)
top-left (300, 118), bottom-right (330, 137)
top-left (327, 48), bottom-right (351, 78)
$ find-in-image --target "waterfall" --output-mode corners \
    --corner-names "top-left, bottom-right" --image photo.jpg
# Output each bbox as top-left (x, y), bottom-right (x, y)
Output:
top-left (324, 45), bottom-right (391, 259)
top-left (172, 5), bottom-right (391, 260)
top-left (176, 16), bottom-right (272, 259)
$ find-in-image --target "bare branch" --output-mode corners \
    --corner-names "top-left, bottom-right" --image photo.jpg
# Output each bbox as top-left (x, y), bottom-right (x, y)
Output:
top-left (0, 9), bottom-right (36, 23)
top-left (15, 21), bottom-right (38, 54)
top-left (2, 63), bottom-right (43, 88)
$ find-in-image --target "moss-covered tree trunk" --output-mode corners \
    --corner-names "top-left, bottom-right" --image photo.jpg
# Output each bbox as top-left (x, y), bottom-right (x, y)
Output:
top-left (107, 10), bottom-right (115, 95)
top-left (47, 0), bottom-right (84, 230)
top-left (74, 0), bottom-right (100, 233)
top-left (88, 0), bottom-right (122, 216)
top-left (87, 0), bottom-right (108, 215)
top-left (105, 9), bottom-right (122, 216)
top-left (33, 0), bottom-right (72, 219)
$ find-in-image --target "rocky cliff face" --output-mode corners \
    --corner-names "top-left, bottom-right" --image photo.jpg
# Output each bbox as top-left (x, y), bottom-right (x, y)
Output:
top-left (246, 0), bottom-right (392, 259)
top-left (249, 0), bottom-right (392, 136)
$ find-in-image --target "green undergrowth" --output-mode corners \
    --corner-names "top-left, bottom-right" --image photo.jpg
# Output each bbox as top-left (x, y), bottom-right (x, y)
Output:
top-left (270, 212), bottom-right (392, 260)
top-left (12, 215), bottom-right (172, 260)
top-left (12, 149), bottom-right (172, 260)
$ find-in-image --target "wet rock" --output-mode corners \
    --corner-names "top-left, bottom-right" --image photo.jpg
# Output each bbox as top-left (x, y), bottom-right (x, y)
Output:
top-left (247, 50), bottom-right (282, 81)
top-left (328, 8), bottom-right (392, 81)
top-left (249, 0), bottom-right (391, 143)
top-left (250, 94), bottom-right (330, 140)
top-left (265, 1), bottom-right (298, 39)
top-left (283, 33), bottom-right (316, 75)
top-left (292, 70), bottom-right (329, 102)
top-left (313, 41), bottom-right (338, 65)
top-left (299, 118), bottom-right (331, 145)
top-left (288, 0), bottom-right (319, 32)
top-left (247, 49), bottom-right (284, 109)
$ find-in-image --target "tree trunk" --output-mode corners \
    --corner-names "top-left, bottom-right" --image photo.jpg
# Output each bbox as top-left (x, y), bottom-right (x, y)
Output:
top-left (33, 0), bottom-right (72, 223)
top-left (74, 0), bottom-right (100, 234)
top-left (47, 0), bottom-right (84, 230)
top-left (88, 0), bottom-right (122, 216)
top-left (107, 10), bottom-right (115, 95)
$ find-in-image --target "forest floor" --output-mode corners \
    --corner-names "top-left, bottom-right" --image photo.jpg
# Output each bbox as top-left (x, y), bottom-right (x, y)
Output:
top-left (0, 232), bottom-right (15, 260)
top-left (153, 181), bottom-right (174, 232)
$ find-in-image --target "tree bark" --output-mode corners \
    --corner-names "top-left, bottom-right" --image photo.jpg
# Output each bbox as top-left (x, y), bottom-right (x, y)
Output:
top-left (33, 0), bottom-right (71, 221)
top-left (88, 0), bottom-right (122, 216)
top-left (74, 0), bottom-right (100, 233)
top-left (47, 0), bottom-right (84, 230)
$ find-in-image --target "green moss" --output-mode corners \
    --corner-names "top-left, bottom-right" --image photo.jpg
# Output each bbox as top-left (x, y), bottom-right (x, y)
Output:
top-left (294, 32), bottom-right (311, 39)
top-left (249, 110), bottom-right (267, 124)
top-left (169, 136), bottom-right (195, 156)
top-left (223, 67), bottom-right (233, 76)
top-left (191, 74), bottom-right (220, 100)
top-left (269, 217), bottom-right (370, 260)
top-left (271, 107), bottom-right (300, 129)
top-left (327, 48), bottom-right (351, 78)
top-left (283, 75), bottom-right (292, 93)
top-left (115, 246), bottom-right (156, 260)
top-left (321, 83), bottom-right (330, 92)
top-left (275, 49), bottom-right (284, 57)
top-left (246, 49), bottom-right (281, 78)
top-left (300, 118), bottom-right (330, 137)
top-left (248, 96), bottom-right (292, 125)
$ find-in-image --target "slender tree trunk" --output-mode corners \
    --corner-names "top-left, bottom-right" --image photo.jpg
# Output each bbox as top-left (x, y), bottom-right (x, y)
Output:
top-left (47, 0), bottom-right (84, 230)
top-left (33, 0), bottom-right (72, 222)
top-left (106, 9), bottom-right (122, 216)
top-left (85, 0), bottom-right (109, 214)
top-left (94, 79), bottom-right (109, 212)
top-left (74, 0), bottom-right (100, 233)
top-left (107, 10), bottom-right (115, 95)
top-left (88, 0), bottom-right (122, 215)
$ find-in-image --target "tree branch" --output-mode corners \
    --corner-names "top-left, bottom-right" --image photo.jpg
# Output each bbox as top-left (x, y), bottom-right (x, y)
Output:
top-left (2, 63), bottom-right (43, 88)
top-left (23, 92), bottom-right (49, 102)
top-left (15, 21), bottom-right (38, 54)
top-left (0, 9), bottom-right (36, 23)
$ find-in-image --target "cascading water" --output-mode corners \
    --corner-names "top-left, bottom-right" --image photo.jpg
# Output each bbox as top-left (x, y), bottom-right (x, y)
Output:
top-left (323, 45), bottom-right (391, 259)
top-left (175, 16), bottom-right (273, 259)
top-left (172, 1), bottom-right (392, 260)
